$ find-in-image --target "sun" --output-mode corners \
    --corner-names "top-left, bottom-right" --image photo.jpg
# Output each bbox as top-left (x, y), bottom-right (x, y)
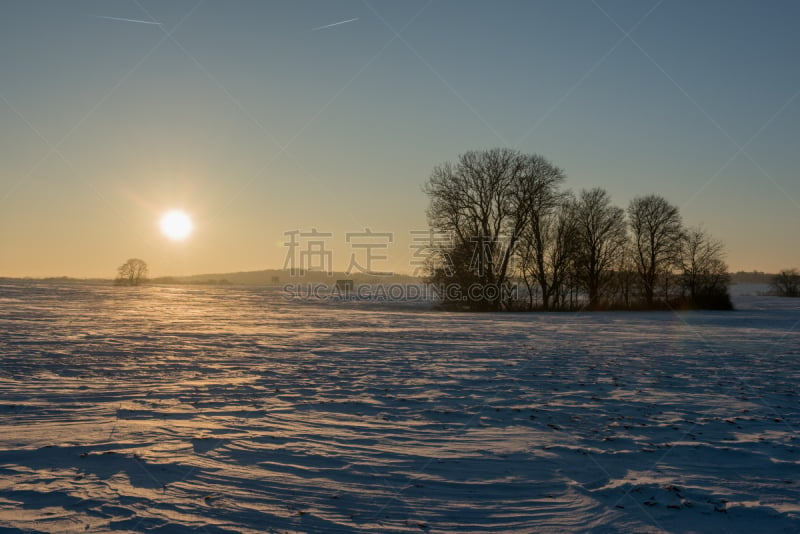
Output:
top-left (159, 210), bottom-right (194, 241)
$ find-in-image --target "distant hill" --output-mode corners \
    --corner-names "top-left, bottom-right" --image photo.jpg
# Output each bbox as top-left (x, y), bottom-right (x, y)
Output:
top-left (1, 269), bottom-right (778, 287)
top-left (0, 270), bottom-right (421, 286)
top-left (0, 276), bottom-right (110, 284)
top-left (149, 269), bottom-right (422, 286)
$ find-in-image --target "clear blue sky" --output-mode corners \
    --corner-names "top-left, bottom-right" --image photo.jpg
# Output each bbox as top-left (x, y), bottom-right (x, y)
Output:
top-left (1, 0), bottom-right (798, 277)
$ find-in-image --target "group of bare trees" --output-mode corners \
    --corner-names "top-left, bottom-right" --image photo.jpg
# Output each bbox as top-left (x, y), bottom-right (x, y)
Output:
top-left (424, 149), bottom-right (564, 310)
top-left (423, 148), bottom-right (732, 311)
top-left (770, 269), bottom-right (800, 297)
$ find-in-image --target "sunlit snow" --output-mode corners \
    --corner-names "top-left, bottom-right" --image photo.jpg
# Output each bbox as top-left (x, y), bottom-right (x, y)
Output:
top-left (0, 282), bottom-right (798, 532)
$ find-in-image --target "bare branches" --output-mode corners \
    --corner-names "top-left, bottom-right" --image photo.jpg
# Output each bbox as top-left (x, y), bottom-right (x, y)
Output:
top-left (573, 188), bottom-right (627, 308)
top-left (679, 227), bottom-right (730, 307)
top-left (116, 258), bottom-right (148, 286)
top-left (770, 269), bottom-right (800, 297)
top-left (423, 149), bottom-right (733, 311)
top-left (423, 148), bottom-right (564, 310)
top-left (628, 195), bottom-right (683, 305)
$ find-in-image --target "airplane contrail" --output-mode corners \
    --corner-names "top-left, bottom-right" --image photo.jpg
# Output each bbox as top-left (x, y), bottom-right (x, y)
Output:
top-left (95, 15), bottom-right (162, 25)
top-left (310, 17), bottom-right (359, 31)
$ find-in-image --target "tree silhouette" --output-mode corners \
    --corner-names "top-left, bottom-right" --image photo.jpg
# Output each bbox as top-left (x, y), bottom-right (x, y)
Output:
top-left (771, 269), bottom-right (800, 297)
top-left (423, 148), bottom-right (564, 310)
top-left (519, 193), bottom-right (577, 310)
top-left (421, 148), bottom-right (733, 311)
top-left (628, 195), bottom-right (683, 306)
top-left (573, 188), bottom-right (627, 309)
top-left (116, 258), bottom-right (148, 286)
top-left (679, 227), bottom-right (732, 309)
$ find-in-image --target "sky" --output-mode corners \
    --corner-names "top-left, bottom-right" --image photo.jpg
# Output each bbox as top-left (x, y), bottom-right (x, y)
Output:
top-left (1, 0), bottom-right (799, 278)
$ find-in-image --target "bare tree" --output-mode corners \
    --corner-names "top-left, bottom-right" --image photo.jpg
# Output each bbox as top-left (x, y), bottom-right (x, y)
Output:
top-left (679, 228), bottom-right (727, 298)
top-left (423, 148), bottom-right (564, 310)
top-left (519, 192), bottom-right (577, 310)
top-left (573, 188), bottom-right (627, 309)
top-left (628, 195), bottom-right (683, 306)
top-left (771, 268), bottom-right (800, 297)
top-left (116, 258), bottom-right (148, 286)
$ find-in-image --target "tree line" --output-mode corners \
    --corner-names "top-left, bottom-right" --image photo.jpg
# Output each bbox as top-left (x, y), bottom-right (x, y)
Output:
top-left (770, 269), bottom-right (800, 297)
top-left (423, 148), bottom-right (732, 311)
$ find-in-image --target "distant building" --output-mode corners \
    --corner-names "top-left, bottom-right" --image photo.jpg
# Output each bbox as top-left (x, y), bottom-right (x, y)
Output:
top-left (335, 279), bottom-right (354, 295)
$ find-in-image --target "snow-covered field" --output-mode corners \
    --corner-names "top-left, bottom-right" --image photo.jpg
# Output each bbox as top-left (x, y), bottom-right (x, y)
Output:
top-left (0, 281), bottom-right (798, 533)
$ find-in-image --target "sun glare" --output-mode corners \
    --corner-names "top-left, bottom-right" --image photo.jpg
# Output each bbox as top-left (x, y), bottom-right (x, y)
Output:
top-left (160, 210), bottom-right (193, 241)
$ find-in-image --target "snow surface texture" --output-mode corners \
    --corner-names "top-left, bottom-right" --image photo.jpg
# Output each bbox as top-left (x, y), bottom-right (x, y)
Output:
top-left (0, 282), bottom-right (798, 533)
